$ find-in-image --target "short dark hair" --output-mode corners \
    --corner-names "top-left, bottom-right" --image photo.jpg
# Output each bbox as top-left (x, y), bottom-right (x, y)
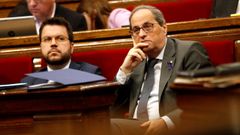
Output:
top-left (39, 17), bottom-right (74, 42)
top-left (129, 5), bottom-right (166, 30)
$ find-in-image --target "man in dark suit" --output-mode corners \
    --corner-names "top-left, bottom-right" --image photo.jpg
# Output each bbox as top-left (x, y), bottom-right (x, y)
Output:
top-left (111, 5), bottom-right (212, 135)
top-left (21, 17), bottom-right (101, 85)
top-left (9, 0), bottom-right (87, 33)
top-left (211, 0), bottom-right (239, 18)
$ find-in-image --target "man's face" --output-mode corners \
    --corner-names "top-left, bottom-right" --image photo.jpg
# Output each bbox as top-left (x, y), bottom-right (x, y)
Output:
top-left (130, 9), bottom-right (167, 57)
top-left (40, 25), bottom-right (74, 66)
top-left (26, 0), bottom-right (55, 21)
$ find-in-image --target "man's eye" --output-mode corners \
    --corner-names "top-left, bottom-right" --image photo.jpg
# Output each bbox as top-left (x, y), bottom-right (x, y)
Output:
top-left (56, 36), bottom-right (67, 41)
top-left (43, 38), bottom-right (51, 42)
top-left (143, 23), bottom-right (152, 28)
top-left (59, 37), bottom-right (65, 41)
top-left (133, 27), bottom-right (140, 33)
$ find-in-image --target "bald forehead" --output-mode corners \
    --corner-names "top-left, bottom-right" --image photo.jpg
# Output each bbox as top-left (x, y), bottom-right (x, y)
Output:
top-left (26, 0), bottom-right (55, 3)
top-left (42, 0), bottom-right (55, 3)
top-left (132, 9), bottom-right (153, 17)
top-left (131, 9), bottom-right (155, 24)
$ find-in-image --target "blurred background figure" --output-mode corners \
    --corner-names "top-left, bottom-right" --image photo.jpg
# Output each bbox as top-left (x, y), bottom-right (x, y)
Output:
top-left (211, 0), bottom-right (240, 18)
top-left (77, 0), bottom-right (131, 30)
top-left (9, 0), bottom-right (87, 33)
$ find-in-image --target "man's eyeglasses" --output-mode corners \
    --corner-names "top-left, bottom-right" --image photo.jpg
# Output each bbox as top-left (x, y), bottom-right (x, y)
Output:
top-left (129, 22), bottom-right (158, 37)
top-left (41, 35), bottom-right (69, 44)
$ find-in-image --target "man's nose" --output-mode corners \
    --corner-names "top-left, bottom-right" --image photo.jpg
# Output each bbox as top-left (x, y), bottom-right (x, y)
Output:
top-left (28, 0), bottom-right (37, 6)
top-left (138, 28), bottom-right (147, 38)
top-left (50, 38), bottom-right (58, 47)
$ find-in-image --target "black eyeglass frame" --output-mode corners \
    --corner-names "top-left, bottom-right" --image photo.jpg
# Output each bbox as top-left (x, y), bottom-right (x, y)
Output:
top-left (129, 22), bottom-right (159, 36)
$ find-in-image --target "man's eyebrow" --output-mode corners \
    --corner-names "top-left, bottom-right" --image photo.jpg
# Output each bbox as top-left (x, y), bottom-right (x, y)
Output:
top-left (42, 35), bottom-right (66, 37)
top-left (133, 21), bottom-right (151, 27)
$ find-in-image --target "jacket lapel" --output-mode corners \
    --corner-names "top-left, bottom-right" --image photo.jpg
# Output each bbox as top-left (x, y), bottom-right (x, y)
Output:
top-left (69, 61), bottom-right (82, 69)
top-left (159, 39), bottom-right (176, 99)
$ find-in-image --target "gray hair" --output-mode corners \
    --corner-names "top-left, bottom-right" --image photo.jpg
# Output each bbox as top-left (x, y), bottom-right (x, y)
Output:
top-left (129, 5), bottom-right (166, 29)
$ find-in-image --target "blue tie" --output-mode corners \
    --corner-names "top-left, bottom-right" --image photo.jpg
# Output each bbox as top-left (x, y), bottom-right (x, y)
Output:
top-left (137, 59), bottom-right (158, 120)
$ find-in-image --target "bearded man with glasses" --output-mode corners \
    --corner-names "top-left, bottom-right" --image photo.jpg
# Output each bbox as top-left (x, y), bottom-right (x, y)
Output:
top-left (21, 17), bottom-right (101, 85)
top-left (111, 5), bottom-right (213, 135)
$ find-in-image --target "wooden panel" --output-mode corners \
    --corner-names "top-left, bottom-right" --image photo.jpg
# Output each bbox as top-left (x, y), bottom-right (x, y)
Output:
top-left (170, 85), bottom-right (240, 135)
top-left (0, 81), bottom-right (120, 135)
top-left (0, 17), bottom-right (240, 60)
top-left (1, 16), bottom-right (240, 47)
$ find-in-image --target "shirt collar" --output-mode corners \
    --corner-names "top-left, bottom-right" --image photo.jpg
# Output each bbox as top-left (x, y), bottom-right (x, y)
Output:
top-left (51, 3), bottom-right (56, 18)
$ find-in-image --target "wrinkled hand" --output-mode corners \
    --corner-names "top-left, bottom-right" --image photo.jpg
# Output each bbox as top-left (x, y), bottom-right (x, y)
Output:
top-left (140, 119), bottom-right (168, 135)
top-left (120, 43), bottom-right (148, 74)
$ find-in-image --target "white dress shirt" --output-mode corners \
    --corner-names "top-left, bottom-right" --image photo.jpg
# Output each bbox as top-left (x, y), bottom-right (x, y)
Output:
top-left (237, 0), bottom-right (240, 14)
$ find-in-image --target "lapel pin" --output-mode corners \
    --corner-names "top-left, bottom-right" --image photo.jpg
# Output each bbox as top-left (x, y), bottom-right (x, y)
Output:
top-left (167, 60), bottom-right (173, 71)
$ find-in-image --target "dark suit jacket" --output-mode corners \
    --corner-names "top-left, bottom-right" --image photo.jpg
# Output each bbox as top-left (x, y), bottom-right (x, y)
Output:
top-left (21, 61), bottom-right (101, 85)
top-left (211, 0), bottom-right (239, 18)
top-left (111, 38), bottom-right (212, 124)
top-left (9, 2), bottom-right (87, 31)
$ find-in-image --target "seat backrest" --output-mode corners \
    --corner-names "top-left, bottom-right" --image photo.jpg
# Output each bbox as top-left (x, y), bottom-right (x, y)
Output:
top-left (72, 48), bottom-right (130, 80)
top-left (201, 40), bottom-right (235, 66)
top-left (0, 57), bottom-right (33, 84)
top-left (127, 0), bottom-right (213, 22)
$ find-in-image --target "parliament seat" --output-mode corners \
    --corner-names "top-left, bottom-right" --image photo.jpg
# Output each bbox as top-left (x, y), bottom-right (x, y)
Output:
top-left (0, 56), bottom-right (33, 84)
top-left (0, 40), bottom-right (235, 84)
top-left (72, 48), bottom-right (129, 81)
top-left (72, 40), bottom-right (234, 80)
top-left (202, 40), bottom-right (235, 66)
top-left (40, 48), bottom-right (129, 81)
top-left (40, 41), bottom-right (235, 81)
top-left (1, 16), bottom-right (239, 84)
top-left (127, 0), bottom-right (213, 22)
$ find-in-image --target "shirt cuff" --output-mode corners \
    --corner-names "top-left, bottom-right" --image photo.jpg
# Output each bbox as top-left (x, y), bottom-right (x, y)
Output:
top-left (162, 116), bottom-right (175, 130)
top-left (116, 69), bottom-right (131, 84)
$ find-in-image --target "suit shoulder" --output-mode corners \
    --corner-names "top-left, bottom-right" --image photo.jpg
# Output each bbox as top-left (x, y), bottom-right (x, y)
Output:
top-left (56, 5), bottom-right (84, 18)
top-left (20, 68), bottom-right (47, 85)
top-left (173, 38), bottom-right (204, 50)
top-left (173, 38), bottom-right (200, 46)
top-left (21, 76), bottom-right (35, 85)
top-left (8, 2), bottom-right (31, 17)
top-left (79, 62), bottom-right (99, 69)
top-left (55, 5), bottom-right (87, 31)
top-left (72, 62), bottom-right (101, 75)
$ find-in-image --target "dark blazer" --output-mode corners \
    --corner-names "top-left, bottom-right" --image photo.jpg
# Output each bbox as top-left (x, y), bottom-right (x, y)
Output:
top-left (9, 2), bottom-right (87, 31)
top-left (211, 0), bottom-right (239, 18)
top-left (111, 38), bottom-right (212, 124)
top-left (21, 61), bottom-right (102, 85)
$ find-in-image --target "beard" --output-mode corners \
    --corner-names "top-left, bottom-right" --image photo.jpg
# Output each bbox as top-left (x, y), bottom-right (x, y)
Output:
top-left (43, 52), bottom-right (71, 66)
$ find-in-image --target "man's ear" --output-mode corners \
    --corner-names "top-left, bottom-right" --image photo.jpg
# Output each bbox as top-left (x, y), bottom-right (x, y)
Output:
top-left (162, 24), bottom-right (167, 35)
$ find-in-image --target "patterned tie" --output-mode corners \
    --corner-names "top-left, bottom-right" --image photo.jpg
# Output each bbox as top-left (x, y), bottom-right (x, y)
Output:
top-left (137, 58), bottom-right (158, 120)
